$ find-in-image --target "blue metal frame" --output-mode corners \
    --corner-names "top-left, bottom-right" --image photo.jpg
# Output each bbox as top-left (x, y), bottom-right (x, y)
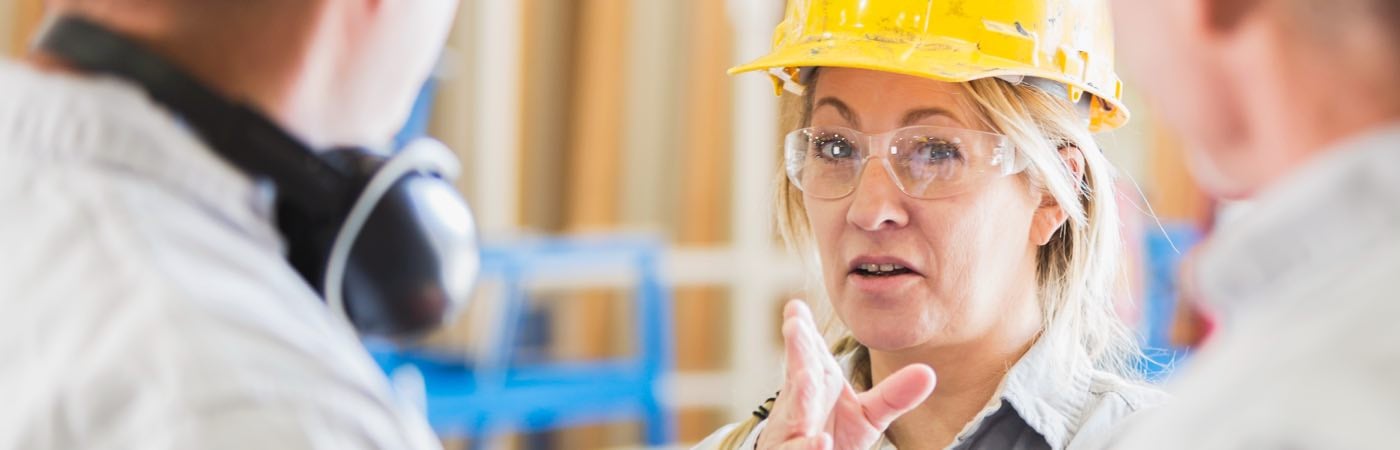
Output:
top-left (393, 76), bottom-right (439, 149)
top-left (1137, 223), bottom-right (1204, 380)
top-left (369, 237), bottom-right (676, 446)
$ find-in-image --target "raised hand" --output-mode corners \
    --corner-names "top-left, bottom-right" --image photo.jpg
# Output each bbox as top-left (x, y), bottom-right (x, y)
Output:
top-left (756, 300), bottom-right (937, 450)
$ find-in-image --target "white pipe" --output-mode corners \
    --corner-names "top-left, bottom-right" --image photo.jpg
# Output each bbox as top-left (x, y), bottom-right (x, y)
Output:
top-left (725, 0), bottom-right (785, 421)
top-left (472, 0), bottom-right (522, 235)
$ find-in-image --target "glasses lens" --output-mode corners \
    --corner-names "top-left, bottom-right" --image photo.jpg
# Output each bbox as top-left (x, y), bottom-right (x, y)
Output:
top-left (785, 126), bottom-right (1013, 200)
top-left (889, 127), bottom-right (1000, 199)
top-left (787, 127), bottom-right (862, 199)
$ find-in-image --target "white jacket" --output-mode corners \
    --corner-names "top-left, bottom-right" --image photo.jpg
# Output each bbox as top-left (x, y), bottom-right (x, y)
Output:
top-left (1113, 124), bottom-right (1400, 449)
top-left (0, 60), bottom-right (440, 449)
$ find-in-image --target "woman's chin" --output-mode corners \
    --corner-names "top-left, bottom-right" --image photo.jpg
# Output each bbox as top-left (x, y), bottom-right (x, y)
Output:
top-left (842, 308), bottom-right (942, 352)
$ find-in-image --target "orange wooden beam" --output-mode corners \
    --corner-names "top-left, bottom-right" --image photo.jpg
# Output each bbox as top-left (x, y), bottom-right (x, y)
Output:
top-left (10, 0), bottom-right (45, 57)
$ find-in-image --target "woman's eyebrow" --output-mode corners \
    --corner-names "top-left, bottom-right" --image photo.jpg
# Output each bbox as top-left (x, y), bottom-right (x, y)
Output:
top-left (814, 97), bottom-right (860, 128)
top-left (901, 107), bottom-right (959, 126)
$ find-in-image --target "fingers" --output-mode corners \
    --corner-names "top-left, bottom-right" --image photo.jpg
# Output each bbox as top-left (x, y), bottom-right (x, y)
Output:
top-left (787, 300), bottom-right (845, 396)
top-left (778, 301), bottom-right (825, 439)
top-left (774, 432), bottom-right (832, 450)
top-left (776, 300), bottom-right (843, 440)
top-left (857, 363), bottom-right (937, 431)
top-left (781, 301), bottom-right (816, 392)
top-left (785, 301), bottom-right (843, 378)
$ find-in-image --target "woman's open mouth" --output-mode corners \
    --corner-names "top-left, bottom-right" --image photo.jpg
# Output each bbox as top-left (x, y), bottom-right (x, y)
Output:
top-left (847, 257), bottom-right (923, 294)
top-left (853, 263), bottom-right (914, 277)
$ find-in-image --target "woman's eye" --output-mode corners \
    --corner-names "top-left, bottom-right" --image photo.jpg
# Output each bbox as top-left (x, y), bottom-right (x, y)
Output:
top-left (915, 140), bottom-right (962, 163)
top-left (814, 137), bottom-right (856, 160)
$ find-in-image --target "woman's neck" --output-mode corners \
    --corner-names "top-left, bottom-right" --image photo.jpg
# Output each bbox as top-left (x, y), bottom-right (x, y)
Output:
top-left (868, 297), bottom-right (1043, 449)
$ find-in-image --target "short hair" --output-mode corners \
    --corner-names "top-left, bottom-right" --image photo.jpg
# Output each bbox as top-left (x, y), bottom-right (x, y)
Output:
top-left (1369, 0), bottom-right (1400, 47)
top-left (1288, 0), bottom-right (1400, 46)
top-left (48, 0), bottom-right (291, 22)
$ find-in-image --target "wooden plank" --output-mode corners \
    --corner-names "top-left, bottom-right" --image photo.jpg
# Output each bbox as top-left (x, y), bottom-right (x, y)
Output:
top-left (674, 286), bottom-right (729, 371)
top-left (678, 408), bottom-right (726, 445)
top-left (673, 0), bottom-right (736, 376)
top-left (554, 0), bottom-right (630, 446)
top-left (518, 0), bottom-right (575, 231)
top-left (677, 0), bottom-right (735, 245)
top-left (555, 0), bottom-right (629, 359)
top-left (563, 0), bottom-right (628, 231)
top-left (1147, 123), bottom-right (1213, 224)
top-left (10, 0), bottom-right (45, 56)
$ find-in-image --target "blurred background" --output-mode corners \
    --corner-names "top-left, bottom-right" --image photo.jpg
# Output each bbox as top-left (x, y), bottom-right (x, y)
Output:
top-left (1, 0), bottom-right (1216, 448)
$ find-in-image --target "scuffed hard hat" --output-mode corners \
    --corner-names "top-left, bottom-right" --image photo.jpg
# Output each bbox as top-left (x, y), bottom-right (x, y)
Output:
top-left (730, 0), bottom-right (1129, 132)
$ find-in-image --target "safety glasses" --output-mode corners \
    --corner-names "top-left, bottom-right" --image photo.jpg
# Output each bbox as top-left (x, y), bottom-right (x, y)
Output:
top-left (784, 125), bottom-right (1024, 200)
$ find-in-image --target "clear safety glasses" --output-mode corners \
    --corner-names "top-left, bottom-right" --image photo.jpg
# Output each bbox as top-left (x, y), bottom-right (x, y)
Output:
top-left (784, 125), bottom-right (1025, 200)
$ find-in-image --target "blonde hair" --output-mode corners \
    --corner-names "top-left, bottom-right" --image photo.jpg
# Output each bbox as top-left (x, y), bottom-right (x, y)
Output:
top-left (718, 73), bottom-right (1141, 449)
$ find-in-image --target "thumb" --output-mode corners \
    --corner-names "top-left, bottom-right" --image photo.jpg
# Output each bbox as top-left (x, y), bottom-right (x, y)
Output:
top-left (856, 364), bottom-right (936, 430)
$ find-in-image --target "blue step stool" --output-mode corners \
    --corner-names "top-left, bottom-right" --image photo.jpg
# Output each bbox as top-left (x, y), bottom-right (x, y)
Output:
top-left (368, 237), bottom-right (676, 447)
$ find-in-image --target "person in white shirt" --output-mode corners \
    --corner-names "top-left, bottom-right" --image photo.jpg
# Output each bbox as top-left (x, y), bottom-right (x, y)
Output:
top-left (1108, 0), bottom-right (1400, 447)
top-left (0, 1), bottom-right (473, 448)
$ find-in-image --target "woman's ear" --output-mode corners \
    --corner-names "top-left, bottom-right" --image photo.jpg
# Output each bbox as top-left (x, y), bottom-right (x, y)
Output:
top-left (1030, 145), bottom-right (1086, 246)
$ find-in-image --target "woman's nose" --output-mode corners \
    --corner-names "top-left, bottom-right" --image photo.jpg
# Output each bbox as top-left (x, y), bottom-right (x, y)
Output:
top-left (846, 159), bottom-right (910, 232)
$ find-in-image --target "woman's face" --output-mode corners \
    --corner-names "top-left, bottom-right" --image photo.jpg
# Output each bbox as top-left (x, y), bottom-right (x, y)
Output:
top-left (806, 68), bottom-right (1051, 352)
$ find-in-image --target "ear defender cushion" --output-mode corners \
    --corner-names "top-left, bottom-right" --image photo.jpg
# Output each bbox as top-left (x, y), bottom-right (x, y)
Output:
top-left (323, 140), bottom-right (480, 337)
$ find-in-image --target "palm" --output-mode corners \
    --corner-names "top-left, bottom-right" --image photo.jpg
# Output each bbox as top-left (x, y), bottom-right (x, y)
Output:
top-left (828, 385), bottom-right (884, 448)
top-left (757, 301), bottom-right (936, 450)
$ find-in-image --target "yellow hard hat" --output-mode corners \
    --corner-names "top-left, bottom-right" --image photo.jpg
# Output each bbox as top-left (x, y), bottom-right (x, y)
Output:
top-left (730, 0), bottom-right (1129, 132)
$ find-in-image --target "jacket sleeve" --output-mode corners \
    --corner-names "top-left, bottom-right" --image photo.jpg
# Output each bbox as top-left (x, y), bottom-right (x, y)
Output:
top-left (142, 390), bottom-right (444, 450)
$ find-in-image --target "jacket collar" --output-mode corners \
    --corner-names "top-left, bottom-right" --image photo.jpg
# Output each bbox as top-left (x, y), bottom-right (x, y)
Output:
top-left (0, 59), bottom-right (283, 254)
top-left (976, 328), bottom-right (1094, 449)
top-left (1194, 123), bottom-right (1400, 323)
top-left (850, 328), bottom-right (1101, 450)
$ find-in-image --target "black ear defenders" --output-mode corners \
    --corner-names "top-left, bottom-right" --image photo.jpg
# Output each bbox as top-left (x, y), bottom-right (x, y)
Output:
top-left (39, 16), bottom-right (480, 339)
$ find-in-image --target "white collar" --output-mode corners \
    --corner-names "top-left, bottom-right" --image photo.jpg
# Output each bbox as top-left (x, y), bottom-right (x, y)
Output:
top-left (1194, 123), bottom-right (1400, 322)
top-left (973, 329), bottom-right (1094, 448)
top-left (851, 328), bottom-right (1101, 449)
top-left (0, 59), bottom-right (283, 253)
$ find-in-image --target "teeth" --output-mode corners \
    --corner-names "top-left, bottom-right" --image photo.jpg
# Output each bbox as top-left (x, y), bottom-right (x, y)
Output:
top-left (858, 263), bottom-right (907, 274)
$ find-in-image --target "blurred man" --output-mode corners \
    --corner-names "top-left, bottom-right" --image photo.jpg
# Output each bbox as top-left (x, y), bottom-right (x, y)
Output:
top-left (0, 0), bottom-right (460, 448)
top-left (1110, 0), bottom-right (1400, 447)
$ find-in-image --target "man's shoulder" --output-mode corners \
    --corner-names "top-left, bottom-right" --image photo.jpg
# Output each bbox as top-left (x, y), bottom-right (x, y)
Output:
top-left (0, 183), bottom-right (361, 376)
top-left (0, 147), bottom-right (379, 403)
top-left (0, 195), bottom-right (431, 448)
top-left (1065, 373), bottom-right (1167, 449)
top-left (1112, 276), bottom-right (1400, 448)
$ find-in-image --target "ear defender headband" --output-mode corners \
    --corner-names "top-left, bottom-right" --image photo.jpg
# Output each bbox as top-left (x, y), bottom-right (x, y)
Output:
top-left (39, 16), bottom-right (481, 339)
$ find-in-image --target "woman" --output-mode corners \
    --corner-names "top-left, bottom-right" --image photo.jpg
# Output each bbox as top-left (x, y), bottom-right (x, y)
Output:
top-left (698, 1), bottom-right (1163, 449)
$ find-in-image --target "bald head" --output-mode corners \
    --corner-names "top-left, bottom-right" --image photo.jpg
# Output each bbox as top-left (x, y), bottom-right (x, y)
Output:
top-left (1110, 0), bottom-right (1400, 198)
top-left (45, 0), bottom-right (301, 29)
top-left (35, 0), bottom-right (461, 148)
top-left (49, 0), bottom-right (289, 16)
top-left (1286, 0), bottom-right (1400, 39)
top-left (44, 0), bottom-right (319, 50)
